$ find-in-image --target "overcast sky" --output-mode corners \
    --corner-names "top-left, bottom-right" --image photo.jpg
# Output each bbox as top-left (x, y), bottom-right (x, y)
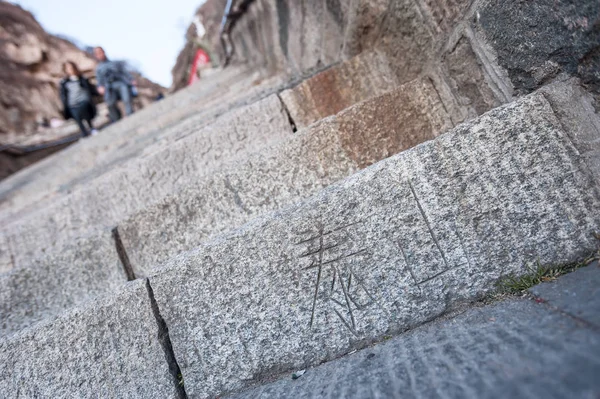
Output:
top-left (15, 0), bottom-right (206, 87)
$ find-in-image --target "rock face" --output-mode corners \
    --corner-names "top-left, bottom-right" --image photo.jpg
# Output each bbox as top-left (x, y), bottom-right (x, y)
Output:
top-left (0, 2), bottom-right (95, 136)
top-left (0, 2), bottom-right (165, 142)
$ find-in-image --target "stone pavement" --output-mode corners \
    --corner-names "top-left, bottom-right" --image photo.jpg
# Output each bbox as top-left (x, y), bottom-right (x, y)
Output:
top-left (229, 262), bottom-right (600, 399)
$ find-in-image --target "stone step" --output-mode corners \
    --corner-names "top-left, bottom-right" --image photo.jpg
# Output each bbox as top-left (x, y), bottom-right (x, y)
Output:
top-left (227, 263), bottom-right (600, 399)
top-left (1, 91), bottom-right (597, 397)
top-left (0, 50), bottom-right (400, 229)
top-left (0, 279), bottom-right (179, 398)
top-left (119, 77), bottom-right (456, 277)
top-left (0, 235), bottom-right (125, 337)
top-left (0, 76), bottom-right (457, 336)
top-left (0, 49), bottom-right (408, 259)
top-left (0, 68), bottom-right (285, 223)
top-left (2, 94), bottom-right (294, 271)
top-left (145, 92), bottom-right (599, 397)
top-left (279, 50), bottom-right (401, 129)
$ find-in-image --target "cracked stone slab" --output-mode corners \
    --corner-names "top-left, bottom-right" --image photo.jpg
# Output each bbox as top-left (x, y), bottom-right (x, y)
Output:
top-left (529, 261), bottom-right (600, 328)
top-left (0, 280), bottom-right (175, 398)
top-left (120, 77), bottom-right (455, 276)
top-left (149, 92), bottom-right (600, 398)
top-left (229, 292), bottom-right (600, 398)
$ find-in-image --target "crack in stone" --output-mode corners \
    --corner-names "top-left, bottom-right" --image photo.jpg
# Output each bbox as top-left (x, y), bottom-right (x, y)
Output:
top-left (112, 226), bottom-right (136, 281)
top-left (145, 278), bottom-right (188, 399)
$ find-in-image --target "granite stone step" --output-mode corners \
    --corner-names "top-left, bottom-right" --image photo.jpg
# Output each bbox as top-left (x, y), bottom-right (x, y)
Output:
top-left (144, 92), bottom-right (600, 397)
top-left (0, 49), bottom-right (400, 229)
top-left (228, 263), bottom-right (600, 399)
top-left (279, 50), bottom-right (401, 129)
top-left (118, 76), bottom-right (457, 277)
top-left (0, 76), bottom-right (457, 336)
top-left (0, 69), bottom-right (285, 223)
top-left (0, 50), bottom-right (413, 271)
top-left (0, 91), bottom-right (597, 398)
top-left (0, 235), bottom-right (125, 337)
top-left (2, 94), bottom-right (293, 271)
top-left (0, 279), bottom-right (179, 398)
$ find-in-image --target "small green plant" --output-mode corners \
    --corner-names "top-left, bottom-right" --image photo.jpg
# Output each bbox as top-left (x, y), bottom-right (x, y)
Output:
top-left (178, 373), bottom-right (184, 387)
top-left (496, 250), bottom-right (599, 295)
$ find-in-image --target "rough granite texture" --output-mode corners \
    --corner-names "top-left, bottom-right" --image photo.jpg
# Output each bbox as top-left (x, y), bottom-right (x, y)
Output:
top-left (0, 234), bottom-right (12, 274)
top-left (441, 35), bottom-right (504, 118)
top-left (0, 280), bottom-right (175, 398)
top-left (229, 265), bottom-right (600, 399)
top-left (475, 0), bottom-right (600, 95)
top-left (149, 93), bottom-right (600, 398)
top-left (421, 0), bottom-right (471, 32)
top-left (2, 94), bottom-right (293, 270)
top-left (0, 233), bottom-right (126, 337)
top-left (230, 0), bottom-right (441, 82)
top-left (0, 68), bottom-right (284, 223)
top-left (279, 51), bottom-right (399, 128)
top-left (540, 79), bottom-right (600, 187)
top-left (120, 77), bottom-right (455, 276)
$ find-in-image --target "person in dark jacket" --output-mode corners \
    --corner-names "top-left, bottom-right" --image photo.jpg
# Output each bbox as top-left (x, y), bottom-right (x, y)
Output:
top-left (59, 61), bottom-right (98, 137)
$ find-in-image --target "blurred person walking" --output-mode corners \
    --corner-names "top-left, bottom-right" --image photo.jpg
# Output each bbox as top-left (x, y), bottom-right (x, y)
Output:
top-left (93, 46), bottom-right (136, 122)
top-left (59, 61), bottom-right (98, 137)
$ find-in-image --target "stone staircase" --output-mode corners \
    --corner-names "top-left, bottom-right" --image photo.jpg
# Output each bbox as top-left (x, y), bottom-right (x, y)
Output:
top-left (0, 0), bottom-right (599, 397)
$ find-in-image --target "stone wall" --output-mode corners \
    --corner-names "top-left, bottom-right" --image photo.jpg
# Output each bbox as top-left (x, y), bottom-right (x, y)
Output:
top-left (175, 0), bottom-right (599, 108)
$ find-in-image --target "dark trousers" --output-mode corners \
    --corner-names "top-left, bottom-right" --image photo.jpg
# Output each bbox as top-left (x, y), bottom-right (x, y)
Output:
top-left (70, 102), bottom-right (94, 136)
top-left (106, 81), bottom-right (134, 122)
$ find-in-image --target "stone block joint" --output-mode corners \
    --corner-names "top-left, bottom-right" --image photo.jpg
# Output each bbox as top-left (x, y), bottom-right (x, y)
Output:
top-left (145, 278), bottom-right (188, 399)
top-left (112, 226), bottom-right (136, 281)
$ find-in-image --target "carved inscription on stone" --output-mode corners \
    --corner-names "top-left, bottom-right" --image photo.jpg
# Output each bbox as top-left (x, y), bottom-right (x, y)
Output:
top-left (295, 221), bottom-right (375, 335)
top-left (295, 181), bottom-right (471, 335)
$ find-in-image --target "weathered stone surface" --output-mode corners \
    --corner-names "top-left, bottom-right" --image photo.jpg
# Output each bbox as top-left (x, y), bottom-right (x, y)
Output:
top-left (230, 284), bottom-right (600, 398)
top-left (149, 93), bottom-right (600, 398)
top-left (280, 51), bottom-right (399, 128)
top-left (229, 0), bottom-right (350, 77)
top-left (0, 234), bottom-right (126, 337)
top-left (442, 35), bottom-right (505, 118)
top-left (540, 80), bottom-right (600, 187)
top-left (0, 280), bottom-right (175, 398)
top-left (2, 94), bottom-right (293, 270)
top-left (475, 0), bottom-right (600, 95)
top-left (340, 0), bottom-right (388, 58)
top-left (529, 262), bottom-right (600, 328)
top-left (211, 0), bottom-right (439, 84)
top-left (421, 0), bottom-right (471, 32)
top-left (0, 66), bottom-right (282, 223)
top-left (120, 77), bottom-right (455, 276)
top-left (334, 78), bottom-right (454, 168)
top-left (0, 234), bottom-right (12, 274)
top-left (363, 0), bottom-right (435, 81)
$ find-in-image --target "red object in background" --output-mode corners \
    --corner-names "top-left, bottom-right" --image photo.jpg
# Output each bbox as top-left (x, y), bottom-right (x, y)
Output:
top-left (188, 49), bottom-right (211, 86)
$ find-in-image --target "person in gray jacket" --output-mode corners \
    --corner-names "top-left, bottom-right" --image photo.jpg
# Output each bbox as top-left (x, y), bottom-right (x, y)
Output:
top-left (93, 46), bottom-right (136, 122)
